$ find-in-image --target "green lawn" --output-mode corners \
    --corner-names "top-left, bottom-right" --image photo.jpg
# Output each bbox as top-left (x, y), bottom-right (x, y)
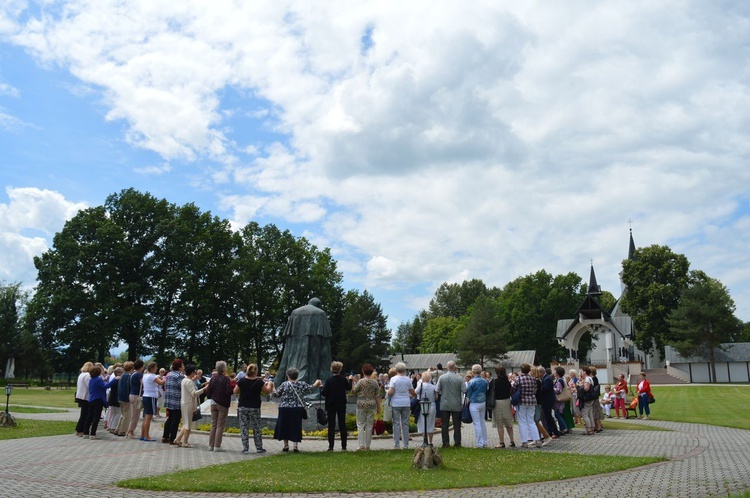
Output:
top-left (601, 419), bottom-right (667, 431)
top-left (4, 388), bottom-right (78, 409)
top-left (118, 448), bottom-right (664, 493)
top-left (648, 385), bottom-right (750, 430)
top-left (0, 419), bottom-right (76, 440)
top-left (8, 405), bottom-right (67, 414)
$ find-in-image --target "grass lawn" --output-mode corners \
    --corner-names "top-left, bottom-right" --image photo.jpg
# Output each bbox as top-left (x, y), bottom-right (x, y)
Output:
top-left (601, 419), bottom-right (667, 431)
top-left (648, 385), bottom-right (750, 430)
top-left (0, 419), bottom-right (76, 440)
top-left (4, 388), bottom-right (78, 409)
top-left (8, 405), bottom-right (67, 414)
top-left (118, 448), bottom-right (664, 493)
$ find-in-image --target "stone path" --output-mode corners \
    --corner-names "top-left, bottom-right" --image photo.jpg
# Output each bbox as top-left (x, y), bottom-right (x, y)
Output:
top-left (1, 412), bottom-right (749, 498)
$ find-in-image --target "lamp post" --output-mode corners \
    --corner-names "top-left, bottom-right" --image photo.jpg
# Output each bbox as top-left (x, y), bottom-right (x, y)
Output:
top-left (4, 385), bottom-right (12, 416)
top-left (1, 385), bottom-right (15, 427)
top-left (420, 395), bottom-right (430, 447)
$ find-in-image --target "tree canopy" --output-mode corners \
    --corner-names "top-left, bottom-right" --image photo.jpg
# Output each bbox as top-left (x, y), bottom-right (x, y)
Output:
top-left (455, 295), bottom-right (507, 369)
top-left (668, 270), bottom-right (743, 382)
top-left (25, 188), bottom-right (391, 376)
top-left (621, 244), bottom-right (690, 357)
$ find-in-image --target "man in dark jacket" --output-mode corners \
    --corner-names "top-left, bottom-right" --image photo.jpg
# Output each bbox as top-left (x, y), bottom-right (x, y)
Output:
top-left (321, 360), bottom-right (352, 451)
top-left (540, 367), bottom-right (561, 438)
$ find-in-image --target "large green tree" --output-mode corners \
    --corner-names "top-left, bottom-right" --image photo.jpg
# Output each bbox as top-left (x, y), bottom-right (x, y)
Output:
top-left (668, 270), bottom-right (743, 382)
top-left (31, 204), bottom-right (125, 364)
top-left (497, 270), bottom-right (585, 365)
top-left (621, 245), bottom-right (690, 357)
top-left (455, 295), bottom-right (507, 369)
top-left (233, 222), bottom-right (344, 370)
top-left (0, 282), bottom-right (22, 377)
top-left (392, 312), bottom-right (427, 355)
top-left (420, 316), bottom-right (460, 353)
top-left (428, 279), bottom-right (500, 319)
top-left (334, 289), bottom-right (391, 373)
top-left (30, 188), bottom-right (352, 374)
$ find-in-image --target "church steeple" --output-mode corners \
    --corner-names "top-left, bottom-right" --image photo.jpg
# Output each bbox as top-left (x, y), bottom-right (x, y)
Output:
top-left (588, 262), bottom-right (602, 296)
top-left (628, 228), bottom-right (636, 260)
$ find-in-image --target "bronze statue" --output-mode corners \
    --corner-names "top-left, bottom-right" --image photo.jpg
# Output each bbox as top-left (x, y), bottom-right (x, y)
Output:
top-left (275, 298), bottom-right (332, 387)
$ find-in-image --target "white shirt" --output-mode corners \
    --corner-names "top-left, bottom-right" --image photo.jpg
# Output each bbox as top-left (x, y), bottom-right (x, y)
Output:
top-left (142, 372), bottom-right (159, 398)
top-left (75, 372), bottom-right (90, 401)
top-left (390, 375), bottom-right (413, 408)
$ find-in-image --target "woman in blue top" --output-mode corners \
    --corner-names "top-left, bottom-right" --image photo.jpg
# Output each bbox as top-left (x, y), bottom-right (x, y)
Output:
top-left (83, 365), bottom-right (120, 439)
top-left (466, 364), bottom-right (489, 448)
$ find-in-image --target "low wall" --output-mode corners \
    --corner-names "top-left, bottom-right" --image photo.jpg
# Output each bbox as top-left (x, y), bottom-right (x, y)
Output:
top-left (666, 364), bottom-right (691, 383)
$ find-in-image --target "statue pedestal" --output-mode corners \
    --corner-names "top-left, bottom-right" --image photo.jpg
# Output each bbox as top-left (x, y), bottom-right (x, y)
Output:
top-left (412, 445), bottom-right (442, 469)
top-left (0, 412), bottom-right (17, 427)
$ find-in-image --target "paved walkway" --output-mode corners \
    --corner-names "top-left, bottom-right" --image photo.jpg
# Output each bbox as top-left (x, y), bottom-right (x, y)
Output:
top-left (1, 411), bottom-right (749, 498)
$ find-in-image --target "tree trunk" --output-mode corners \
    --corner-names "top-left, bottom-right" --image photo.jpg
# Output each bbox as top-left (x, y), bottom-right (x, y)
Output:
top-left (709, 346), bottom-right (717, 384)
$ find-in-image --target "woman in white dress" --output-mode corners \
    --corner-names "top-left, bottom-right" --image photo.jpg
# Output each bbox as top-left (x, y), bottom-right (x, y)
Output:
top-left (415, 371), bottom-right (437, 445)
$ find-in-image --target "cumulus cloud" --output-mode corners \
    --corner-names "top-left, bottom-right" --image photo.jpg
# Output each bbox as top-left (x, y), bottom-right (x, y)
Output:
top-left (2, 1), bottom-right (750, 319)
top-left (0, 82), bottom-right (19, 97)
top-left (133, 162), bottom-right (172, 175)
top-left (0, 187), bottom-right (87, 285)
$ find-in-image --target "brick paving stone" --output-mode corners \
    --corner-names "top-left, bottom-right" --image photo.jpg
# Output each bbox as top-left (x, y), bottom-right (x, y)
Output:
top-left (1, 414), bottom-right (749, 497)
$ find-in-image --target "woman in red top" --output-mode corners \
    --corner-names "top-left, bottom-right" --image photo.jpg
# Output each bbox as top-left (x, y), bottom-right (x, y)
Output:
top-left (613, 374), bottom-right (628, 419)
top-left (636, 372), bottom-right (652, 419)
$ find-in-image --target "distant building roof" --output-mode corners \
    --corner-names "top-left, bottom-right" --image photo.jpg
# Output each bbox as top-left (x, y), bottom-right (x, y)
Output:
top-left (665, 343), bottom-right (750, 363)
top-left (388, 350), bottom-right (536, 372)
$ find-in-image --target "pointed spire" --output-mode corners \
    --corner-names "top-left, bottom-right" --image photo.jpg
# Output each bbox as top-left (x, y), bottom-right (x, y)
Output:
top-left (628, 227), bottom-right (636, 260)
top-left (588, 262), bottom-right (601, 296)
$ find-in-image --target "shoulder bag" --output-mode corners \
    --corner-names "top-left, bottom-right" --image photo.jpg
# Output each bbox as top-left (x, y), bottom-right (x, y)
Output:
top-left (290, 382), bottom-right (313, 420)
top-left (486, 379), bottom-right (495, 407)
top-left (510, 384), bottom-right (522, 406)
top-left (461, 397), bottom-right (473, 424)
top-left (315, 390), bottom-right (328, 425)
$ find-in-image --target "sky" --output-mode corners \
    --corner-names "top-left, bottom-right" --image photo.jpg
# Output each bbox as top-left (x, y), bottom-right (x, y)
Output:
top-left (1, 1), bottom-right (749, 335)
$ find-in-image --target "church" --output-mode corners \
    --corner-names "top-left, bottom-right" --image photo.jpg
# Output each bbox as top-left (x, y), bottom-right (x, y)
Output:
top-left (556, 230), bottom-right (664, 384)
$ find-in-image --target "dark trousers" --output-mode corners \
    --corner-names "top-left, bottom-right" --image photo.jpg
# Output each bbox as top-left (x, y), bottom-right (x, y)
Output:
top-left (326, 405), bottom-right (347, 449)
top-left (162, 408), bottom-right (182, 442)
top-left (75, 399), bottom-right (89, 434)
top-left (83, 399), bottom-right (104, 436)
top-left (542, 400), bottom-right (560, 436)
top-left (440, 409), bottom-right (462, 447)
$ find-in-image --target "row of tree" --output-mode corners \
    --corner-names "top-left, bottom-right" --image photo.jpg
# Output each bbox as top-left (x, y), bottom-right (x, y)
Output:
top-left (393, 246), bottom-right (749, 374)
top-left (2, 189), bottom-right (748, 381)
top-left (392, 273), bottom-right (603, 368)
top-left (620, 245), bottom-right (749, 381)
top-left (1, 189), bottom-right (391, 381)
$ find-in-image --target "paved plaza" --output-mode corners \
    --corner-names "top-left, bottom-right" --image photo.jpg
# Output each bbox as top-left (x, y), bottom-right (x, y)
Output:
top-left (2, 406), bottom-right (750, 498)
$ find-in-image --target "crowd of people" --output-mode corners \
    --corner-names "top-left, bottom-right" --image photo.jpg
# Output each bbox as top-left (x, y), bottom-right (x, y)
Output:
top-left (74, 357), bottom-right (652, 453)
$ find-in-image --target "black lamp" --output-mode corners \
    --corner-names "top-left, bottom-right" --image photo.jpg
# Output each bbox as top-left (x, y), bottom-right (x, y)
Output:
top-left (420, 395), bottom-right (431, 447)
top-left (4, 385), bottom-right (12, 416)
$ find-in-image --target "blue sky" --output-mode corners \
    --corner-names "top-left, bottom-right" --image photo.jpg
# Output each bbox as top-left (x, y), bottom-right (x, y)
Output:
top-left (1, 1), bottom-right (749, 340)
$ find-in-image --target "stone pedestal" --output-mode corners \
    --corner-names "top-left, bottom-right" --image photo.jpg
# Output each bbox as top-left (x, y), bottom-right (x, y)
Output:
top-left (412, 445), bottom-right (442, 469)
top-left (0, 411), bottom-right (16, 427)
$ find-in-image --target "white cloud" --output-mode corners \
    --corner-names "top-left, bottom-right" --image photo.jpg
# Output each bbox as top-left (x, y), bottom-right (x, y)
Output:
top-left (0, 82), bottom-right (19, 97)
top-left (3, 1), bottom-right (750, 320)
top-left (0, 187), bottom-right (87, 285)
top-left (133, 162), bottom-right (172, 175)
top-left (0, 108), bottom-right (23, 129)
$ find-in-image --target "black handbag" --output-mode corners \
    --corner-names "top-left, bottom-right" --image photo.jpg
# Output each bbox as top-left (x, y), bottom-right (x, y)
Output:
top-left (192, 407), bottom-right (202, 422)
top-left (316, 391), bottom-right (328, 425)
top-left (461, 399), bottom-right (472, 424)
top-left (316, 407), bottom-right (327, 425)
top-left (411, 384), bottom-right (423, 418)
